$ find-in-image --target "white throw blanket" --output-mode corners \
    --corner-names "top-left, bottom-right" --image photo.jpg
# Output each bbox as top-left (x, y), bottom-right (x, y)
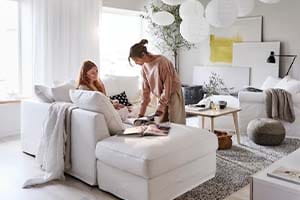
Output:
top-left (23, 102), bottom-right (77, 188)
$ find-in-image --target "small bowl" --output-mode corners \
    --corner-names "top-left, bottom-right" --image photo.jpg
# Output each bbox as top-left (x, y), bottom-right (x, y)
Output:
top-left (218, 101), bottom-right (227, 109)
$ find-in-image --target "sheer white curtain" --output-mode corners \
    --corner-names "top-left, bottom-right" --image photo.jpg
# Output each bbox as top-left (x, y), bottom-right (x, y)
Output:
top-left (20, 0), bottom-right (101, 92)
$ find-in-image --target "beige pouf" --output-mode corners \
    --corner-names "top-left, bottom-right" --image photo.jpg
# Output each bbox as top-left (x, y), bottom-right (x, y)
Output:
top-left (247, 118), bottom-right (286, 146)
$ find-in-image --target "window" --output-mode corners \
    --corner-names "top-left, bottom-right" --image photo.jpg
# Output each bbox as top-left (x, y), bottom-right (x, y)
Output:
top-left (0, 0), bottom-right (19, 98)
top-left (100, 7), bottom-right (146, 76)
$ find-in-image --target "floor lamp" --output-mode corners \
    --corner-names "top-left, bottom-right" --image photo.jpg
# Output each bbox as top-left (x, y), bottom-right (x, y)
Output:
top-left (266, 51), bottom-right (297, 76)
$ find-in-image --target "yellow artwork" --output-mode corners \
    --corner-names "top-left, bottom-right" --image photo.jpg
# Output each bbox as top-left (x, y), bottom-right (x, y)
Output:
top-left (210, 35), bottom-right (242, 63)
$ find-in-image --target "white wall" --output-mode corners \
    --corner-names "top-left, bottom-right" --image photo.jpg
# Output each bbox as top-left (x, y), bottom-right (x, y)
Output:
top-left (0, 103), bottom-right (20, 139)
top-left (179, 0), bottom-right (300, 84)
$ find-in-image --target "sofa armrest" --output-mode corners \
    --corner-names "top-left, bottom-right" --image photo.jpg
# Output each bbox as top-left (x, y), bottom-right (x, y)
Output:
top-left (293, 93), bottom-right (300, 105)
top-left (238, 91), bottom-right (265, 103)
top-left (21, 99), bottom-right (51, 155)
top-left (67, 109), bottom-right (110, 185)
top-left (21, 99), bottom-right (109, 185)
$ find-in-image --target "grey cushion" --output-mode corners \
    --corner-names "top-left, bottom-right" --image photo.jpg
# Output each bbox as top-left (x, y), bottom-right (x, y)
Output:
top-left (247, 118), bottom-right (286, 146)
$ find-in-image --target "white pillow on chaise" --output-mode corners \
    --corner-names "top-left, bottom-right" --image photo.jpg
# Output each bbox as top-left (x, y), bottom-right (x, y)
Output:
top-left (69, 90), bottom-right (124, 135)
top-left (260, 76), bottom-right (281, 90)
top-left (274, 76), bottom-right (300, 95)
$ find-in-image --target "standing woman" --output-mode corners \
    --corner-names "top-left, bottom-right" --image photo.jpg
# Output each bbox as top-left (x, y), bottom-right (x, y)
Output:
top-left (128, 39), bottom-right (186, 124)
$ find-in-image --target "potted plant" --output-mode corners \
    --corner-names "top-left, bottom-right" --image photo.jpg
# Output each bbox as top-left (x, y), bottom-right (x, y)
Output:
top-left (141, 0), bottom-right (194, 73)
top-left (203, 72), bottom-right (232, 97)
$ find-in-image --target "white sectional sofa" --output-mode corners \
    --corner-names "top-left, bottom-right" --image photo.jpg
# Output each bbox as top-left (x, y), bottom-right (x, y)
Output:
top-left (21, 75), bottom-right (218, 199)
top-left (238, 91), bottom-right (300, 138)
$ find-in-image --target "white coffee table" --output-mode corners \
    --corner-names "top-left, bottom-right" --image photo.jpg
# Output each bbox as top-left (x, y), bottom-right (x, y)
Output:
top-left (251, 148), bottom-right (300, 200)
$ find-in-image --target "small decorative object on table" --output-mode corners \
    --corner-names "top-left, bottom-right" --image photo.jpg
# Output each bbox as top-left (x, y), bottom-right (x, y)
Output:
top-left (218, 100), bottom-right (227, 109)
top-left (214, 130), bottom-right (232, 150)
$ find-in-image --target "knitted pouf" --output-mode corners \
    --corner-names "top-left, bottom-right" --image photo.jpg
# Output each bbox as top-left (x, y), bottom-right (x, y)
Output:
top-left (247, 118), bottom-right (286, 146)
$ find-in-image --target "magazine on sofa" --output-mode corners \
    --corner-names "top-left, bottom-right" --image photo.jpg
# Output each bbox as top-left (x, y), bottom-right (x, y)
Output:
top-left (120, 123), bottom-right (171, 137)
top-left (125, 115), bottom-right (156, 126)
top-left (267, 166), bottom-right (300, 185)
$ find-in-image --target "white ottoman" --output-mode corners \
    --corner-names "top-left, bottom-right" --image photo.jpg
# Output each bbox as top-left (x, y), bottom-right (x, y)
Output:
top-left (95, 123), bottom-right (218, 200)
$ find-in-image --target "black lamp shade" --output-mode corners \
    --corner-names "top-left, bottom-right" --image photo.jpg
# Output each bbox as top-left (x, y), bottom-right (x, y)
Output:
top-left (267, 51), bottom-right (276, 63)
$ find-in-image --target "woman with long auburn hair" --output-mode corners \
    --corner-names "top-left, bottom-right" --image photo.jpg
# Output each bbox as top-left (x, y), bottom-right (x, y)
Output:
top-left (77, 60), bottom-right (124, 110)
top-left (77, 60), bottom-right (107, 94)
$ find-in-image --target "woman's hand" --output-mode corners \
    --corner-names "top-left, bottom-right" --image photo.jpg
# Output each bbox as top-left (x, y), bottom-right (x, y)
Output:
top-left (112, 100), bottom-right (125, 110)
top-left (154, 110), bottom-right (163, 116)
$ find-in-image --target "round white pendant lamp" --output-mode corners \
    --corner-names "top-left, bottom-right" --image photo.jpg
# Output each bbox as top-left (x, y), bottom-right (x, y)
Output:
top-left (180, 17), bottom-right (210, 43)
top-left (161, 0), bottom-right (185, 6)
top-left (236, 0), bottom-right (255, 17)
top-left (205, 0), bottom-right (238, 28)
top-left (259, 0), bottom-right (280, 4)
top-left (152, 11), bottom-right (175, 26)
top-left (179, 0), bottom-right (204, 20)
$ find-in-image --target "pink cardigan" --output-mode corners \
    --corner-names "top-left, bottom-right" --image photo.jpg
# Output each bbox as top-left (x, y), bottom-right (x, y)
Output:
top-left (139, 55), bottom-right (181, 116)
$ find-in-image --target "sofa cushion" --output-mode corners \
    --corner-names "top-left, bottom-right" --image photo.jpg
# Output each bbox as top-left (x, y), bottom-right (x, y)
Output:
top-left (95, 123), bottom-right (217, 179)
top-left (34, 80), bottom-right (76, 103)
top-left (34, 85), bottom-right (55, 103)
top-left (102, 75), bottom-right (140, 103)
top-left (110, 91), bottom-right (132, 106)
top-left (69, 90), bottom-right (124, 135)
top-left (51, 81), bottom-right (76, 102)
top-left (275, 76), bottom-right (300, 95)
top-left (261, 76), bottom-right (281, 90)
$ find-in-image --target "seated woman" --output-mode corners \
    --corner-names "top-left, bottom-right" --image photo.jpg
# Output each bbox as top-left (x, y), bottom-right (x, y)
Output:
top-left (77, 60), bottom-right (125, 111)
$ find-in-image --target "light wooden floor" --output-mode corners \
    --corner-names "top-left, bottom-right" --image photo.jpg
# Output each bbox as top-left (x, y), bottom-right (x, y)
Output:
top-left (0, 136), bottom-right (249, 200)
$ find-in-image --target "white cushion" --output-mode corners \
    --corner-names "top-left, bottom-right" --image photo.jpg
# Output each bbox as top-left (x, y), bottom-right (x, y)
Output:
top-left (102, 75), bottom-right (140, 102)
top-left (51, 81), bottom-right (76, 102)
top-left (69, 90), bottom-right (124, 135)
top-left (95, 123), bottom-right (218, 179)
top-left (261, 76), bottom-right (281, 90)
top-left (274, 76), bottom-right (300, 94)
top-left (34, 85), bottom-right (54, 103)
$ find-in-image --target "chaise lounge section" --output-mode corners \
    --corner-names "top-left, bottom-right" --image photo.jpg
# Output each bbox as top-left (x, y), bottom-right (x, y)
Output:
top-left (96, 123), bottom-right (218, 200)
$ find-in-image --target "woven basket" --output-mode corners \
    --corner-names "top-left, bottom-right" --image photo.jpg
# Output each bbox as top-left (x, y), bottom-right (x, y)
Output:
top-left (214, 130), bottom-right (232, 150)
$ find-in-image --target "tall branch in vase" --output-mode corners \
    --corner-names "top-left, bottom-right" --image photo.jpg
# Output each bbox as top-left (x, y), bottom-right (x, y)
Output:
top-left (141, 0), bottom-right (194, 73)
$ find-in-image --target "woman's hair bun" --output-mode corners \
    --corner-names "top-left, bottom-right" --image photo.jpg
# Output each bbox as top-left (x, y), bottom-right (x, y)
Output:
top-left (139, 39), bottom-right (148, 46)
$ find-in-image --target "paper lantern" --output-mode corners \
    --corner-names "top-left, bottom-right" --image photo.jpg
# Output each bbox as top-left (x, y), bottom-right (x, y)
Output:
top-left (236, 0), bottom-right (255, 17)
top-left (259, 0), bottom-right (280, 3)
top-left (180, 17), bottom-right (210, 43)
top-left (205, 0), bottom-right (238, 28)
top-left (161, 0), bottom-right (185, 6)
top-left (152, 11), bottom-right (175, 26)
top-left (179, 0), bottom-right (204, 20)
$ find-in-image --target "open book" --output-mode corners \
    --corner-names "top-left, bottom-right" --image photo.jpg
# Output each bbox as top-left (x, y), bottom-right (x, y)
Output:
top-left (126, 115), bottom-right (155, 126)
top-left (267, 166), bottom-right (300, 185)
top-left (121, 123), bottom-right (171, 137)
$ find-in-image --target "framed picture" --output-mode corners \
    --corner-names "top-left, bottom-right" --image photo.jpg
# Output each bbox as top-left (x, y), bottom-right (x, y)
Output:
top-left (210, 16), bottom-right (263, 63)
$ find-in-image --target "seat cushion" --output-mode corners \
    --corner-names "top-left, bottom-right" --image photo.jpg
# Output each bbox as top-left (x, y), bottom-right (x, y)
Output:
top-left (96, 123), bottom-right (218, 179)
